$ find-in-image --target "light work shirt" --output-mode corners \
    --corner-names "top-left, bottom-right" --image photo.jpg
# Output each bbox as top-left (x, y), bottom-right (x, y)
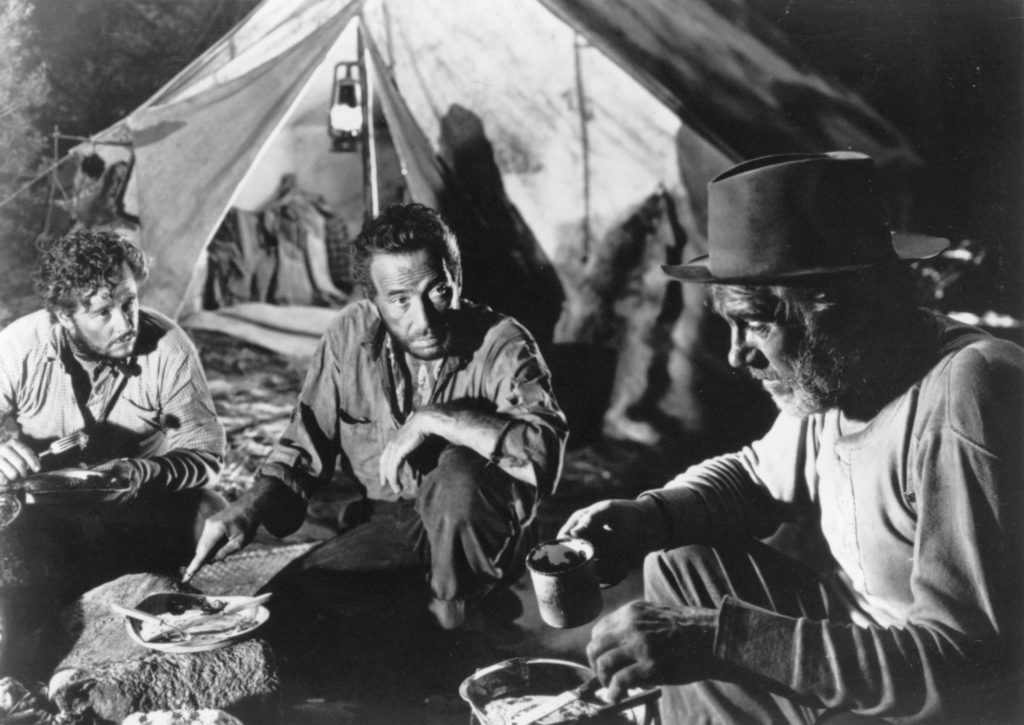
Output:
top-left (260, 299), bottom-right (567, 507)
top-left (0, 308), bottom-right (224, 489)
top-left (642, 312), bottom-right (1024, 722)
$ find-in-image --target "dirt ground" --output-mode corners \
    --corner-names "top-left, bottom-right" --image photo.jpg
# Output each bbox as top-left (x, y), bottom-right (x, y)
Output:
top-left (189, 329), bottom-right (684, 724)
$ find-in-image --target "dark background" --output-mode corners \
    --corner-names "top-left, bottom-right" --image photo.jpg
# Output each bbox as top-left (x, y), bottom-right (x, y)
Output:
top-left (764, 0), bottom-right (1023, 317)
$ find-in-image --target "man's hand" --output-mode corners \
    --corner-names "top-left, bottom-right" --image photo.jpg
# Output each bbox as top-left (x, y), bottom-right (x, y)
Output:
top-left (183, 501), bottom-right (261, 583)
top-left (0, 439), bottom-right (39, 490)
top-left (379, 410), bottom-right (434, 496)
top-left (587, 600), bottom-right (718, 702)
top-left (107, 458), bottom-right (150, 503)
top-left (558, 499), bottom-right (668, 570)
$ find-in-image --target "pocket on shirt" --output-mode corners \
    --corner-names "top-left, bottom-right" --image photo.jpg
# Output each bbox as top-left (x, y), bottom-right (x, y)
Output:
top-left (103, 397), bottom-right (167, 453)
top-left (340, 419), bottom-right (384, 487)
top-left (116, 395), bottom-right (165, 430)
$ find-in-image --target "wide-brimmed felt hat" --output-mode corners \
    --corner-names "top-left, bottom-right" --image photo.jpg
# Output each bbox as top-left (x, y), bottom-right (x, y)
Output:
top-left (662, 151), bottom-right (949, 284)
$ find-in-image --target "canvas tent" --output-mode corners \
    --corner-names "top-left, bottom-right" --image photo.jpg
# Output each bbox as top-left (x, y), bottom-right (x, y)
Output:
top-left (59, 0), bottom-right (916, 443)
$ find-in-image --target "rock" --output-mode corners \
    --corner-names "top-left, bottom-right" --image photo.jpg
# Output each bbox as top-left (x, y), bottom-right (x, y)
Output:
top-left (46, 573), bottom-right (279, 725)
top-left (45, 573), bottom-right (187, 673)
top-left (0, 676), bottom-right (29, 712)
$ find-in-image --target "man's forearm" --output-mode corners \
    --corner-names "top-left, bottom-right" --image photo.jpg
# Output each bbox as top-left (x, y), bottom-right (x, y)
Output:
top-left (237, 474), bottom-right (307, 537)
top-left (417, 403), bottom-right (537, 487)
top-left (123, 449), bottom-right (221, 491)
top-left (641, 453), bottom-right (786, 549)
top-left (632, 496), bottom-right (674, 553)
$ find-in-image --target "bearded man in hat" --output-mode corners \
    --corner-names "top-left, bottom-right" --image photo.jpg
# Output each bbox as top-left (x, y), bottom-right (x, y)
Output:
top-left (560, 152), bottom-right (1024, 723)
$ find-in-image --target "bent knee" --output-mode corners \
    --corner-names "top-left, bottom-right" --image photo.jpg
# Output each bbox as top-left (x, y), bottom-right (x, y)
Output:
top-left (643, 544), bottom-right (718, 577)
top-left (421, 446), bottom-right (492, 514)
top-left (643, 544), bottom-right (719, 607)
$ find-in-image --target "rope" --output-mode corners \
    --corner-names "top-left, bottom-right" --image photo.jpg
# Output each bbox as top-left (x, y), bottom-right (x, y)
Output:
top-left (0, 156), bottom-right (65, 213)
top-left (0, 132), bottom-right (131, 213)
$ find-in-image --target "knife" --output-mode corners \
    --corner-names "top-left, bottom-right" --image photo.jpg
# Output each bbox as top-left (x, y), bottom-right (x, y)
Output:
top-left (176, 592), bottom-right (273, 633)
top-left (516, 676), bottom-right (600, 725)
top-left (110, 603), bottom-right (191, 642)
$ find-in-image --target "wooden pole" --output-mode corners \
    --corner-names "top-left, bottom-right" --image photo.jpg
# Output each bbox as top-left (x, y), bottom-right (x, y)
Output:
top-left (358, 19), bottom-right (379, 222)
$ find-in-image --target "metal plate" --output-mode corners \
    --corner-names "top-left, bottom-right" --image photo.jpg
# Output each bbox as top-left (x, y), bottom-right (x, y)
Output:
top-left (122, 592), bottom-right (270, 654)
top-left (459, 658), bottom-right (658, 725)
top-left (22, 468), bottom-right (129, 504)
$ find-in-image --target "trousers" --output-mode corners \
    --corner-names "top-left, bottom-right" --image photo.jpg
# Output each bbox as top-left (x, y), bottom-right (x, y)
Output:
top-left (645, 541), bottom-right (885, 725)
top-left (369, 444), bottom-right (534, 603)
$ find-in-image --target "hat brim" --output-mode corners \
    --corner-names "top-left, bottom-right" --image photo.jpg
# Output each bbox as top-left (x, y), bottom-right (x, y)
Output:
top-left (662, 232), bottom-right (950, 284)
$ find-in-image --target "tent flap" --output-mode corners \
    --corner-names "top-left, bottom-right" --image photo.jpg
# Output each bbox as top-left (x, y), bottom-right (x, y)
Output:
top-left (538, 0), bottom-right (917, 165)
top-left (129, 1), bottom-right (361, 317)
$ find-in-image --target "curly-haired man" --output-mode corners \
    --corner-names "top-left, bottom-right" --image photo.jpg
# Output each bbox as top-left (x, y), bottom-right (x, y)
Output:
top-left (0, 228), bottom-right (226, 673)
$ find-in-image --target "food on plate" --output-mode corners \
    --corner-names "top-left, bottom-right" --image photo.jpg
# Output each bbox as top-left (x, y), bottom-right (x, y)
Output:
top-left (481, 693), bottom-right (632, 724)
top-left (139, 611), bottom-right (258, 644)
top-left (135, 597), bottom-right (259, 644)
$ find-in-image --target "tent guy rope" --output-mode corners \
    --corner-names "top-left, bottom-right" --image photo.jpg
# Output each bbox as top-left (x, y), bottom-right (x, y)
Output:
top-left (0, 131), bottom-right (131, 213)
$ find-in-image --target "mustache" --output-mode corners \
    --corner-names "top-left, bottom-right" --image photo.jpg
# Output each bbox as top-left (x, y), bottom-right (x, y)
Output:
top-left (411, 329), bottom-right (444, 341)
top-left (411, 321), bottom-right (451, 339)
top-left (746, 368), bottom-right (779, 382)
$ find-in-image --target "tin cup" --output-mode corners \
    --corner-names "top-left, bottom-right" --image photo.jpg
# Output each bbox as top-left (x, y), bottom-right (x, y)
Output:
top-left (592, 552), bottom-right (628, 590)
top-left (526, 538), bottom-right (603, 628)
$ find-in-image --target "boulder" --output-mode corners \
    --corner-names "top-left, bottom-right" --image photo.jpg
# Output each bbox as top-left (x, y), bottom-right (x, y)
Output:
top-left (46, 573), bottom-right (279, 725)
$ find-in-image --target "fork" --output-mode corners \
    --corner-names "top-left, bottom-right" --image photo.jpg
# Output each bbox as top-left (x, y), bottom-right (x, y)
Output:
top-left (38, 430), bottom-right (89, 461)
top-left (110, 603), bottom-right (192, 643)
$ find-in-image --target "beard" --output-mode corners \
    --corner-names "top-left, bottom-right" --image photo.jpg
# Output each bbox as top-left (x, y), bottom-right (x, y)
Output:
top-left (750, 322), bottom-right (867, 418)
top-left (65, 325), bottom-right (136, 362)
top-left (382, 316), bottom-right (455, 362)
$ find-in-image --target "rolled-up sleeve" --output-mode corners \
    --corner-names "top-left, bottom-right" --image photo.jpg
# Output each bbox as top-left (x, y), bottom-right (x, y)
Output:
top-left (483, 323), bottom-right (567, 498)
top-left (259, 331), bottom-right (344, 502)
top-left (143, 324), bottom-right (225, 491)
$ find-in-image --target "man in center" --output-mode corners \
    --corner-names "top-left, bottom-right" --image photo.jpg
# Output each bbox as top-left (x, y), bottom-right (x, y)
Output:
top-left (187, 202), bottom-right (567, 628)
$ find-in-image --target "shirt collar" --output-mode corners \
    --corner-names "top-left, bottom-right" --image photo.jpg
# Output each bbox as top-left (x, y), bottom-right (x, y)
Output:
top-left (44, 318), bottom-right (62, 362)
top-left (361, 310), bottom-right (389, 359)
